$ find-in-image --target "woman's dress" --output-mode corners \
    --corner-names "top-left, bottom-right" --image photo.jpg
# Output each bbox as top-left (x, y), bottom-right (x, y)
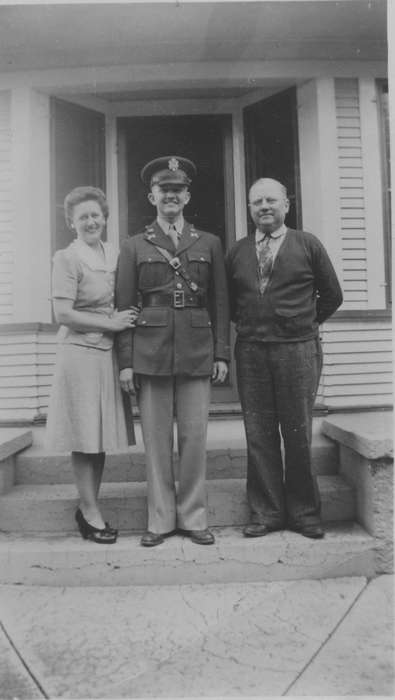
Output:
top-left (46, 239), bottom-right (134, 452)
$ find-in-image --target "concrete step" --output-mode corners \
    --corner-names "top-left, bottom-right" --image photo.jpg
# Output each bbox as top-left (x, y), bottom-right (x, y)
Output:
top-left (0, 475), bottom-right (354, 533)
top-left (0, 523), bottom-right (375, 585)
top-left (15, 423), bottom-right (339, 484)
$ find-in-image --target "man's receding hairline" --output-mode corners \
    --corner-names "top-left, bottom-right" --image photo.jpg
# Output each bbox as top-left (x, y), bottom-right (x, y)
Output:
top-left (249, 178), bottom-right (288, 201)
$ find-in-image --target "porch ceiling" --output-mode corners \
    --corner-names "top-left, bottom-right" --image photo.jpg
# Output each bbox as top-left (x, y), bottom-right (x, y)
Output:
top-left (0, 1), bottom-right (387, 78)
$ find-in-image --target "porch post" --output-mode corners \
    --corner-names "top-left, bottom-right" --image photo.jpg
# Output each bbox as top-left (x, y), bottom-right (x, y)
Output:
top-left (232, 107), bottom-right (248, 240)
top-left (296, 78), bottom-right (343, 276)
top-left (11, 87), bottom-right (51, 322)
top-left (105, 113), bottom-right (120, 250)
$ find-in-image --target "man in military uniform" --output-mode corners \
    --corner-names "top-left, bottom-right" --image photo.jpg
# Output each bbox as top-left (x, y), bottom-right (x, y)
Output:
top-left (116, 156), bottom-right (230, 546)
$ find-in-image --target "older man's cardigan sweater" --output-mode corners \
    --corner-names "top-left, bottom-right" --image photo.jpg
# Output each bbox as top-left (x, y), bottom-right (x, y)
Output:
top-left (226, 228), bottom-right (343, 343)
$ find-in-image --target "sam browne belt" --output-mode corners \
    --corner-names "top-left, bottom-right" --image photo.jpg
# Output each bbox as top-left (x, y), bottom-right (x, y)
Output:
top-left (142, 291), bottom-right (207, 309)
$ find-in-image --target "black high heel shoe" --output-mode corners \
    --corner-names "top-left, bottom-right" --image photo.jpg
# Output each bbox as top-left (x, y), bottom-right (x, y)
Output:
top-left (75, 508), bottom-right (117, 544)
top-left (105, 522), bottom-right (118, 536)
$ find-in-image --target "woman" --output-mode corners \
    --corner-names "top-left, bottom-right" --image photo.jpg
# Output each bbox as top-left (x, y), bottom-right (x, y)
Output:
top-left (46, 186), bottom-right (138, 544)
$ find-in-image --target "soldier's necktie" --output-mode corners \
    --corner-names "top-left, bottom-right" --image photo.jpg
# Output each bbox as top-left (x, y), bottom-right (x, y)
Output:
top-left (257, 234), bottom-right (273, 295)
top-left (168, 224), bottom-right (180, 249)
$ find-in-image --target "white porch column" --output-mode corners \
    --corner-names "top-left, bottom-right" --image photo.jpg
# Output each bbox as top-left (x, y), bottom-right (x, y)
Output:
top-left (105, 113), bottom-right (120, 250)
top-left (232, 107), bottom-right (248, 240)
top-left (11, 87), bottom-right (51, 322)
top-left (297, 78), bottom-right (343, 277)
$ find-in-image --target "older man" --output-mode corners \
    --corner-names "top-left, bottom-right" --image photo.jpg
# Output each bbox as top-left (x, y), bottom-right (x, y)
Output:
top-left (116, 156), bottom-right (230, 547)
top-left (227, 178), bottom-right (342, 539)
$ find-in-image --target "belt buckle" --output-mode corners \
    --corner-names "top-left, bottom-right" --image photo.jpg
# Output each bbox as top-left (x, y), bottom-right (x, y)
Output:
top-left (173, 290), bottom-right (185, 308)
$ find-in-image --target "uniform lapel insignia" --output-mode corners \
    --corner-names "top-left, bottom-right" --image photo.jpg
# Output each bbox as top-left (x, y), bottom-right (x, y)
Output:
top-left (177, 222), bottom-right (200, 254)
top-left (145, 221), bottom-right (174, 252)
top-left (144, 225), bottom-right (156, 241)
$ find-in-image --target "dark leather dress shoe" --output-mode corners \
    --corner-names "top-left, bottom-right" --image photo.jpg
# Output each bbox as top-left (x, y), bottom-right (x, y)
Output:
top-left (181, 528), bottom-right (215, 545)
top-left (140, 531), bottom-right (165, 547)
top-left (289, 523), bottom-right (325, 539)
top-left (243, 523), bottom-right (281, 538)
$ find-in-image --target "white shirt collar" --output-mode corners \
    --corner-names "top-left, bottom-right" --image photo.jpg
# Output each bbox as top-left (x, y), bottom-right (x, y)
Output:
top-left (157, 216), bottom-right (184, 236)
top-left (255, 224), bottom-right (287, 242)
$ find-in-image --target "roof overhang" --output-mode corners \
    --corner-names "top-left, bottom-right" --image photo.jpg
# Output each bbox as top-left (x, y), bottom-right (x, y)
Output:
top-left (0, 1), bottom-right (387, 101)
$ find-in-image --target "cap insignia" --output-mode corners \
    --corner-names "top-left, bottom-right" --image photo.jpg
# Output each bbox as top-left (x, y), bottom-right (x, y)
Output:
top-left (168, 157), bottom-right (179, 171)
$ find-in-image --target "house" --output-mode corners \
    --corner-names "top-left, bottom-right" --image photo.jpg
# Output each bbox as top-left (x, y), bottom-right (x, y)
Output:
top-left (0, 0), bottom-right (391, 425)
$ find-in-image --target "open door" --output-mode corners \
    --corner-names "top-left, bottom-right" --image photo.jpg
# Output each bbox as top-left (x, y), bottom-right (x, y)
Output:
top-left (50, 97), bottom-right (106, 254)
top-left (117, 114), bottom-right (238, 406)
top-left (243, 87), bottom-right (302, 231)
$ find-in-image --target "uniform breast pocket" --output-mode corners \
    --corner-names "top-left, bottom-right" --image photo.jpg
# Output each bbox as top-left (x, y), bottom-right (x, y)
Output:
top-left (187, 251), bottom-right (211, 287)
top-left (137, 256), bottom-right (170, 290)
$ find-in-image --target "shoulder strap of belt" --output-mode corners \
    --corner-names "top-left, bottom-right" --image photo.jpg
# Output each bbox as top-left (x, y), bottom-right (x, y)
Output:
top-left (146, 239), bottom-right (200, 294)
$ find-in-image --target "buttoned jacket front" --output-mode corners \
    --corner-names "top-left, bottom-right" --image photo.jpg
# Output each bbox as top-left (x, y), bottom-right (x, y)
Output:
top-left (115, 221), bottom-right (230, 376)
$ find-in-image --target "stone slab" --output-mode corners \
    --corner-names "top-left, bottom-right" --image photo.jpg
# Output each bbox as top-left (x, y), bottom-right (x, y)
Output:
top-left (0, 577), bottom-right (367, 698)
top-left (0, 624), bottom-right (44, 699)
top-left (0, 475), bottom-right (354, 532)
top-left (323, 410), bottom-right (393, 459)
top-left (289, 574), bottom-right (394, 696)
top-left (17, 419), bottom-right (337, 483)
top-left (0, 428), bottom-right (33, 461)
top-left (0, 524), bottom-right (375, 586)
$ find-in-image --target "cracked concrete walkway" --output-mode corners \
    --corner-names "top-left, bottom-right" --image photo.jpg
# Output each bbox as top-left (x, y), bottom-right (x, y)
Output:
top-left (0, 576), bottom-right (393, 699)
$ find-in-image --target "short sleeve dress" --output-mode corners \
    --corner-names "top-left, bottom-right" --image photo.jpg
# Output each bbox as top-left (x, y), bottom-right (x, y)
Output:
top-left (45, 239), bottom-right (134, 453)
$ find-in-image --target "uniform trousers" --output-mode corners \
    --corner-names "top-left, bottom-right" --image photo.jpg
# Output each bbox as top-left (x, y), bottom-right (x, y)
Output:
top-left (235, 337), bottom-right (322, 528)
top-left (138, 374), bottom-right (211, 534)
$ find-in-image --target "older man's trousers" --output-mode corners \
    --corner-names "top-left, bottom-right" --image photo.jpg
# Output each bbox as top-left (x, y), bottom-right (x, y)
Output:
top-left (138, 375), bottom-right (211, 534)
top-left (235, 338), bottom-right (323, 528)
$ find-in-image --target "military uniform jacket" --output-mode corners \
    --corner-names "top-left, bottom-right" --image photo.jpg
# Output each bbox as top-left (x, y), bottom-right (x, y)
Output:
top-left (115, 221), bottom-right (230, 376)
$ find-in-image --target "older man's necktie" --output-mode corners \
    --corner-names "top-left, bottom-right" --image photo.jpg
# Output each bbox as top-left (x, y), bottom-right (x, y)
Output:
top-left (257, 235), bottom-right (273, 295)
top-left (168, 224), bottom-right (180, 249)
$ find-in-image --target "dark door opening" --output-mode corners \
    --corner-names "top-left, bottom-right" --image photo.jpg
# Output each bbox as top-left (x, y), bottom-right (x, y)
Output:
top-left (50, 98), bottom-right (106, 254)
top-left (243, 87), bottom-right (302, 232)
top-left (117, 114), bottom-right (235, 250)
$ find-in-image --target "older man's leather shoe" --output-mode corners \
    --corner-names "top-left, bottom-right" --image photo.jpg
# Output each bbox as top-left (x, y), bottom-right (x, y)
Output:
top-left (140, 531), bottom-right (165, 547)
top-left (181, 528), bottom-right (215, 545)
top-left (289, 523), bottom-right (324, 539)
top-left (243, 523), bottom-right (280, 537)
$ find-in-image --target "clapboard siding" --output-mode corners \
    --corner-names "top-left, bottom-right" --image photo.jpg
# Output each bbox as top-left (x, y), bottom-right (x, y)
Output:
top-left (335, 79), bottom-right (368, 310)
top-left (0, 322), bottom-right (391, 423)
top-left (0, 91), bottom-right (13, 321)
top-left (0, 324), bottom-right (56, 422)
top-left (321, 319), bottom-right (392, 409)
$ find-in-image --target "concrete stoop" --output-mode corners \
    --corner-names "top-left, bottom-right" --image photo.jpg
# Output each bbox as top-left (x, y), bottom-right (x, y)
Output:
top-left (0, 414), bottom-right (392, 585)
top-left (0, 475), bottom-right (354, 532)
top-left (0, 524), bottom-right (375, 586)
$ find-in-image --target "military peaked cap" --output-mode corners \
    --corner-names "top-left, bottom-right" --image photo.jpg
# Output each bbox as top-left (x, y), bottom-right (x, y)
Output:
top-left (140, 156), bottom-right (197, 188)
